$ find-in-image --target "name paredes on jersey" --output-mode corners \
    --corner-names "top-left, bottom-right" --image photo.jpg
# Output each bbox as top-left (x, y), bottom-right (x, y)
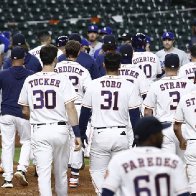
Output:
top-left (55, 66), bottom-right (84, 76)
top-left (122, 157), bottom-right (178, 173)
top-left (100, 80), bottom-right (121, 88)
top-left (132, 56), bottom-right (156, 64)
top-left (28, 78), bottom-right (60, 88)
top-left (160, 81), bottom-right (187, 91)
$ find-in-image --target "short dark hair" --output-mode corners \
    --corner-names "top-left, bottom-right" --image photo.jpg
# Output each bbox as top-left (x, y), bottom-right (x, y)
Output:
top-left (102, 44), bottom-right (117, 52)
top-left (40, 44), bottom-right (58, 65)
top-left (190, 45), bottom-right (196, 58)
top-left (65, 40), bottom-right (81, 58)
top-left (104, 52), bottom-right (121, 72)
top-left (37, 31), bottom-right (51, 42)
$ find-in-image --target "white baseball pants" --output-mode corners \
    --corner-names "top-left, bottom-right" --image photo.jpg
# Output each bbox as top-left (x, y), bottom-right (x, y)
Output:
top-left (0, 115), bottom-right (31, 181)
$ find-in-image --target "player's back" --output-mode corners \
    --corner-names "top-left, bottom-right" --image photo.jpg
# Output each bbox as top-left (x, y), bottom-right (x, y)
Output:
top-left (104, 147), bottom-right (188, 196)
top-left (55, 60), bottom-right (91, 104)
top-left (86, 75), bottom-right (140, 127)
top-left (178, 62), bottom-right (196, 82)
top-left (132, 51), bottom-right (162, 83)
top-left (144, 76), bottom-right (196, 122)
top-left (22, 72), bottom-right (77, 124)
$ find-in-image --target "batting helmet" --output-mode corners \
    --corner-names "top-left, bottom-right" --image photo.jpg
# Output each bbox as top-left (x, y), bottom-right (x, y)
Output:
top-left (56, 36), bottom-right (68, 47)
top-left (132, 33), bottom-right (147, 50)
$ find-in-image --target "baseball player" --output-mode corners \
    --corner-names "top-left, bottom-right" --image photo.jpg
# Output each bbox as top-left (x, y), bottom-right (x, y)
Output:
top-left (143, 54), bottom-right (196, 158)
top-left (178, 45), bottom-right (196, 82)
top-left (131, 33), bottom-right (163, 84)
top-left (156, 32), bottom-right (190, 68)
top-left (174, 90), bottom-right (196, 195)
top-left (55, 35), bottom-right (69, 58)
top-left (55, 40), bottom-right (92, 188)
top-left (79, 52), bottom-right (141, 195)
top-left (102, 117), bottom-right (189, 196)
top-left (29, 31), bottom-right (51, 66)
top-left (0, 47), bottom-right (33, 188)
top-left (18, 44), bottom-right (82, 196)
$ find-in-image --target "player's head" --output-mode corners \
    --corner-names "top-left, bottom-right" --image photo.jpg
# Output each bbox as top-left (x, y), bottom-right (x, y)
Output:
top-left (65, 40), bottom-right (81, 59)
top-left (69, 33), bottom-right (82, 44)
top-left (104, 52), bottom-right (121, 73)
top-left (99, 26), bottom-right (112, 40)
top-left (134, 116), bottom-right (171, 148)
top-left (37, 31), bottom-right (51, 45)
top-left (87, 24), bottom-right (99, 42)
top-left (164, 53), bottom-right (179, 74)
top-left (132, 33), bottom-right (147, 51)
top-left (40, 44), bottom-right (58, 66)
top-left (190, 45), bottom-right (196, 59)
top-left (118, 33), bottom-right (132, 44)
top-left (81, 38), bottom-right (90, 54)
top-left (11, 46), bottom-right (25, 66)
top-left (102, 35), bottom-right (117, 52)
top-left (12, 33), bottom-right (29, 51)
top-left (162, 32), bottom-right (175, 50)
top-left (55, 35), bottom-right (68, 48)
top-left (119, 44), bottom-right (133, 64)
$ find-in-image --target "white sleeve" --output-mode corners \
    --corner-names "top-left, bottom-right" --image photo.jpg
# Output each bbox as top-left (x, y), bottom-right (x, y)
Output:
top-left (173, 158), bottom-right (189, 194)
top-left (128, 85), bottom-right (142, 109)
top-left (156, 55), bottom-right (162, 74)
top-left (138, 71), bottom-right (150, 95)
top-left (174, 98), bottom-right (184, 122)
top-left (82, 71), bottom-right (92, 92)
top-left (102, 156), bottom-right (122, 192)
top-left (81, 83), bottom-right (93, 108)
top-left (178, 66), bottom-right (186, 78)
top-left (182, 52), bottom-right (190, 66)
top-left (143, 84), bottom-right (156, 109)
top-left (18, 78), bottom-right (29, 106)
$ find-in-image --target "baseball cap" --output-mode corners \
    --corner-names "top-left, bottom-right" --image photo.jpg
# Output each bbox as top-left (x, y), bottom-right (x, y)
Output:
top-left (56, 36), bottom-right (68, 47)
top-left (119, 33), bottom-right (132, 41)
top-left (103, 35), bottom-right (116, 45)
top-left (100, 27), bottom-right (113, 35)
top-left (88, 24), bottom-right (98, 33)
top-left (134, 116), bottom-right (171, 142)
top-left (12, 33), bottom-right (26, 46)
top-left (69, 33), bottom-right (81, 44)
top-left (165, 53), bottom-right (179, 69)
top-left (162, 32), bottom-right (175, 40)
top-left (81, 38), bottom-right (89, 46)
top-left (11, 46), bottom-right (25, 60)
top-left (119, 44), bottom-right (133, 57)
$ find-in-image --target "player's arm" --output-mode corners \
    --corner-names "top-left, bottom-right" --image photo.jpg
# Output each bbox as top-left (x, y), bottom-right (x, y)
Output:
top-left (22, 106), bottom-right (30, 120)
top-left (144, 107), bottom-right (153, 116)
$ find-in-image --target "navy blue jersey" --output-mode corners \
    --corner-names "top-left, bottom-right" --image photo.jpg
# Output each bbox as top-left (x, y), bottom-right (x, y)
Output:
top-left (58, 51), bottom-right (100, 79)
top-left (3, 52), bottom-right (42, 73)
top-left (95, 54), bottom-right (106, 76)
top-left (0, 66), bottom-right (33, 118)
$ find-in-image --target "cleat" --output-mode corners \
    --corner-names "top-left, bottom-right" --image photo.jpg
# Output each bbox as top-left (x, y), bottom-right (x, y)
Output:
top-left (14, 170), bottom-right (28, 186)
top-left (1, 180), bottom-right (13, 188)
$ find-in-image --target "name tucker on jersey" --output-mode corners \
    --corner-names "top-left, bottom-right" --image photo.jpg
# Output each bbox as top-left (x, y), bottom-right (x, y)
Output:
top-left (29, 78), bottom-right (60, 88)
top-left (160, 81), bottom-right (187, 91)
top-left (119, 69), bottom-right (139, 78)
top-left (122, 157), bottom-right (178, 173)
top-left (55, 66), bottom-right (84, 76)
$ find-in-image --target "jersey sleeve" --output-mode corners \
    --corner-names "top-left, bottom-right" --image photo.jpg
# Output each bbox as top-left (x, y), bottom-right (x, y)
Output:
top-left (174, 98), bottom-right (184, 123)
top-left (138, 71), bottom-right (150, 95)
top-left (181, 52), bottom-right (190, 66)
top-left (178, 66), bottom-right (186, 78)
top-left (18, 78), bottom-right (29, 106)
top-left (81, 83), bottom-right (93, 108)
top-left (82, 70), bottom-right (92, 92)
top-left (155, 55), bottom-right (162, 74)
top-left (128, 84), bottom-right (142, 109)
top-left (143, 84), bottom-right (157, 109)
top-left (102, 156), bottom-right (122, 193)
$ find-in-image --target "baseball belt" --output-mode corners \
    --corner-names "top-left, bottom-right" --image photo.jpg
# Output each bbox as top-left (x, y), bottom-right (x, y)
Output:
top-left (94, 126), bottom-right (126, 130)
top-left (36, 121), bottom-right (67, 126)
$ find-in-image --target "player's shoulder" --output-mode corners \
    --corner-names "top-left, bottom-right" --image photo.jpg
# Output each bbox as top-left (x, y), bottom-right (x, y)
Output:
top-left (181, 61), bottom-right (196, 68)
top-left (155, 49), bottom-right (164, 56)
top-left (29, 45), bottom-right (43, 53)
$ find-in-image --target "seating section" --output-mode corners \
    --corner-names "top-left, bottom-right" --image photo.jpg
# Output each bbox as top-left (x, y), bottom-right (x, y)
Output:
top-left (0, 0), bottom-right (195, 50)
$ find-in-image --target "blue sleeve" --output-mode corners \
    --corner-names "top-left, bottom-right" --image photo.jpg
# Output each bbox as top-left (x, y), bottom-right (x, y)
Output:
top-left (129, 107), bottom-right (140, 131)
top-left (96, 55), bottom-right (106, 77)
top-left (79, 106), bottom-right (91, 135)
top-left (89, 59), bottom-right (100, 79)
top-left (0, 34), bottom-right (10, 52)
top-left (177, 193), bottom-right (190, 196)
top-left (57, 54), bottom-right (66, 62)
top-left (102, 188), bottom-right (114, 196)
top-left (3, 58), bottom-right (12, 69)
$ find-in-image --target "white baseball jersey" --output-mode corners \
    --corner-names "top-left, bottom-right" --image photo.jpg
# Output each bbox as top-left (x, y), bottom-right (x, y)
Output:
top-left (82, 75), bottom-right (141, 127)
top-left (119, 64), bottom-right (150, 98)
top-left (178, 62), bottom-right (196, 82)
top-left (143, 76), bottom-right (196, 122)
top-left (156, 47), bottom-right (190, 67)
top-left (29, 45), bottom-right (44, 66)
top-left (18, 72), bottom-right (77, 124)
top-left (102, 147), bottom-right (188, 196)
top-left (132, 51), bottom-right (162, 83)
top-left (55, 60), bottom-right (92, 104)
top-left (174, 91), bottom-right (196, 139)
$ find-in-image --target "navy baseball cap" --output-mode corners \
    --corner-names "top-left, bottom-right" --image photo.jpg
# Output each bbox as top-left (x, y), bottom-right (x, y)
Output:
top-left (88, 24), bottom-right (98, 33)
top-left (12, 33), bottom-right (26, 46)
top-left (165, 53), bottom-right (179, 69)
top-left (119, 33), bottom-right (132, 41)
top-left (100, 27), bottom-right (113, 35)
top-left (69, 33), bottom-right (81, 43)
top-left (81, 38), bottom-right (89, 46)
top-left (162, 32), bottom-right (175, 40)
top-left (56, 36), bottom-right (68, 47)
top-left (11, 46), bottom-right (25, 60)
top-left (103, 35), bottom-right (116, 45)
top-left (119, 44), bottom-right (133, 57)
top-left (134, 117), bottom-right (171, 142)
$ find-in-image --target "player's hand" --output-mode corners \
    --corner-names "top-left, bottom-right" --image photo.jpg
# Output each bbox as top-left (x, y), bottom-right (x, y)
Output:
top-left (74, 137), bottom-right (82, 151)
top-left (81, 134), bottom-right (88, 148)
top-left (179, 138), bottom-right (187, 150)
